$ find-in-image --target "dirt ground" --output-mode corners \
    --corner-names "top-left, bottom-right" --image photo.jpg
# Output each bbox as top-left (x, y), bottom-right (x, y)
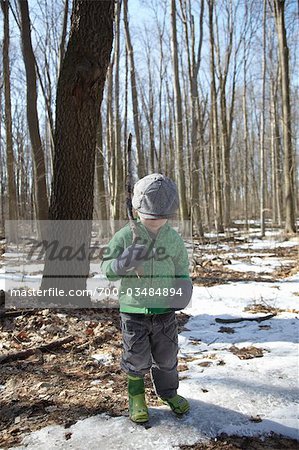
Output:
top-left (180, 434), bottom-right (299, 449)
top-left (0, 239), bottom-right (298, 448)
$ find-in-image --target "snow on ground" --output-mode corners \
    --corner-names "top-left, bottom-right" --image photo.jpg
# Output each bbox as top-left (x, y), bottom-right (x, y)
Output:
top-left (223, 257), bottom-right (291, 273)
top-left (4, 269), bottom-right (298, 449)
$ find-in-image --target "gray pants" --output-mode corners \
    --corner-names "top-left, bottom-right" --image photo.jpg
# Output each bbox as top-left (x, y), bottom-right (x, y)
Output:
top-left (120, 311), bottom-right (179, 399)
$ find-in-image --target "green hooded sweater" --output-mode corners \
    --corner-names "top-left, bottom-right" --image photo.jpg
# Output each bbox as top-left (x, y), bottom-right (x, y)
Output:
top-left (100, 219), bottom-right (191, 314)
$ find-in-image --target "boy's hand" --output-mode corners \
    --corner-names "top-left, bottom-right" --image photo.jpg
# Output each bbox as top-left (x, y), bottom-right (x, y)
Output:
top-left (167, 278), bottom-right (193, 310)
top-left (111, 244), bottom-right (152, 276)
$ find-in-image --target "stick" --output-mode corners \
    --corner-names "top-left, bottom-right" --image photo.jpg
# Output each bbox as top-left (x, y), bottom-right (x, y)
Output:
top-left (0, 309), bottom-right (36, 319)
top-left (125, 133), bottom-right (138, 241)
top-left (0, 336), bottom-right (74, 364)
top-left (125, 133), bottom-right (142, 278)
top-left (215, 314), bottom-right (276, 324)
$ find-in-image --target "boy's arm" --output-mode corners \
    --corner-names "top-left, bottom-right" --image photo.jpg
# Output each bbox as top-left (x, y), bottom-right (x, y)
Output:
top-left (170, 238), bottom-right (193, 309)
top-left (100, 232), bottom-right (125, 281)
top-left (173, 238), bottom-right (191, 279)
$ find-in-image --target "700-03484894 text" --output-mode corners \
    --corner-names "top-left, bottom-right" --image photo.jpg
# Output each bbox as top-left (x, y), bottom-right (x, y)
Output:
top-left (96, 287), bottom-right (183, 297)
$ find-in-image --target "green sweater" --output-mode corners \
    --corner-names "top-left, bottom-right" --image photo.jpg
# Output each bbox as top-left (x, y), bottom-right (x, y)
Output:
top-left (100, 220), bottom-right (191, 314)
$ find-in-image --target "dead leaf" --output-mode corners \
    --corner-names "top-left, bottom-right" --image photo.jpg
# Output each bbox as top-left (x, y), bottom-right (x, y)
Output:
top-left (218, 326), bottom-right (235, 334)
top-left (85, 328), bottom-right (94, 336)
top-left (198, 361), bottom-right (213, 367)
top-left (259, 325), bottom-right (271, 330)
top-left (229, 345), bottom-right (264, 359)
top-left (16, 331), bottom-right (30, 341)
top-left (65, 432), bottom-right (72, 440)
top-left (217, 360), bottom-right (226, 366)
top-left (250, 415), bottom-right (263, 423)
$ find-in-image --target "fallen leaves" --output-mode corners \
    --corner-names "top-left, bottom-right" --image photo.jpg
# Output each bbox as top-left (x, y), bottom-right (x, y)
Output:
top-left (229, 345), bottom-right (264, 359)
top-left (178, 363), bottom-right (189, 372)
top-left (218, 327), bottom-right (235, 334)
top-left (197, 361), bottom-right (213, 367)
top-left (250, 415), bottom-right (263, 423)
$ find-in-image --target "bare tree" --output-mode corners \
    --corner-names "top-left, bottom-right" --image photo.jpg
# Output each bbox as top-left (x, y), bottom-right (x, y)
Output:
top-left (1, 0), bottom-right (18, 240)
top-left (41, 0), bottom-right (114, 303)
top-left (113, 0), bottom-right (123, 220)
top-left (273, 0), bottom-right (296, 233)
top-left (171, 0), bottom-right (189, 223)
top-left (178, 0), bottom-right (204, 236)
top-left (208, 0), bottom-right (224, 233)
top-left (95, 110), bottom-right (109, 236)
top-left (58, 0), bottom-right (69, 75)
top-left (259, 0), bottom-right (267, 237)
top-left (123, 0), bottom-right (145, 177)
top-left (18, 0), bottom-right (49, 221)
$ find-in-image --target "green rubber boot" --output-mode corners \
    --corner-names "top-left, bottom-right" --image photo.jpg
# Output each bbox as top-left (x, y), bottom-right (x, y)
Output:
top-left (161, 394), bottom-right (190, 415)
top-left (128, 375), bottom-right (149, 423)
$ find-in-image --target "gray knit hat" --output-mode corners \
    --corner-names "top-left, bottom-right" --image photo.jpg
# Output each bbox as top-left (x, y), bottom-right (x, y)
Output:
top-left (132, 173), bottom-right (179, 219)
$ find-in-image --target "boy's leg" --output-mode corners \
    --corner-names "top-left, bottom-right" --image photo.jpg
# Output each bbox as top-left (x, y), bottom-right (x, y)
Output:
top-left (120, 313), bottom-right (152, 422)
top-left (120, 313), bottom-right (152, 376)
top-left (150, 312), bottom-right (189, 414)
top-left (150, 312), bottom-right (179, 399)
top-left (128, 374), bottom-right (148, 423)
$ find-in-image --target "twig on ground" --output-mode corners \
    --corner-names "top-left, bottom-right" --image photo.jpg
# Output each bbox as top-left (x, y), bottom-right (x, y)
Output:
top-left (215, 313), bottom-right (276, 324)
top-left (0, 336), bottom-right (74, 364)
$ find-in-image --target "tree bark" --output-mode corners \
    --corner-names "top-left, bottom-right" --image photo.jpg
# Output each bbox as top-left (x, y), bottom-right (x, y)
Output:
top-left (113, 0), bottom-right (122, 220)
top-left (208, 0), bottom-right (224, 233)
top-left (1, 0), bottom-right (18, 241)
top-left (18, 0), bottom-right (49, 221)
top-left (49, 0), bottom-right (114, 220)
top-left (123, 0), bottom-right (145, 178)
top-left (95, 111), bottom-right (109, 237)
top-left (171, 0), bottom-right (189, 223)
top-left (242, 33), bottom-right (249, 230)
top-left (0, 82), bottom-right (5, 230)
top-left (259, 0), bottom-right (267, 237)
top-left (58, 0), bottom-right (69, 76)
top-left (273, 0), bottom-right (296, 233)
top-left (41, 0), bottom-right (114, 305)
top-left (179, 0), bottom-right (204, 236)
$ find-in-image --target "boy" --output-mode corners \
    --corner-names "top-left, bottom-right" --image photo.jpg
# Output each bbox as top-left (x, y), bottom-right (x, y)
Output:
top-left (101, 174), bottom-right (193, 423)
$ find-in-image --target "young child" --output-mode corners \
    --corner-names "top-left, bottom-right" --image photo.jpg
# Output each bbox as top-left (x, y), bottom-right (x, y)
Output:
top-left (101, 173), bottom-right (193, 423)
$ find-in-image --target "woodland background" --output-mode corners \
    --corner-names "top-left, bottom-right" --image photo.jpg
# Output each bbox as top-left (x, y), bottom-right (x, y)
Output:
top-left (0, 3), bottom-right (299, 448)
top-left (0, 0), bottom-right (298, 237)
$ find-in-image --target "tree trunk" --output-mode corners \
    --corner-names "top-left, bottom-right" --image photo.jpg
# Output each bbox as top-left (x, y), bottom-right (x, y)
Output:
top-left (41, 0), bottom-right (114, 305)
top-left (1, 0), bottom-right (18, 241)
top-left (215, 2), bottom-right (233, 230)
top-left (19, 0), bottom-right (49, 221)
top-left (208, 0), bottom-right (224, 233)
top-left (273, 0), bottom-right (296, 233)
top-left (259, 0), bottom-right (266, 237)
top-left (95, 111), bottom-right (109, 237)
top-left (58, 0), bottom-right (69, 76)
top-left (123, 0), bottom-right (145, 178)
top-left (242, 35), bottom-right (249, 230)
top-left (179, 0), bottom-right (204, 236)
top-left (171, 0), bottom-right (189, 223)
top-left (0, 83), bottom-right (5, 230)
top-left (113, 0), bottom-right (122, 220)
top-left (46, 0), bottom-right (113, 220)
top-left (106, 61), bottom-right (115, 223)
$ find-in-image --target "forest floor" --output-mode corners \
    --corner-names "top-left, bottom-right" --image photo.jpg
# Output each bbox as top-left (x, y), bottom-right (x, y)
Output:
top-left (0, 229), bottom-right (298, 449)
